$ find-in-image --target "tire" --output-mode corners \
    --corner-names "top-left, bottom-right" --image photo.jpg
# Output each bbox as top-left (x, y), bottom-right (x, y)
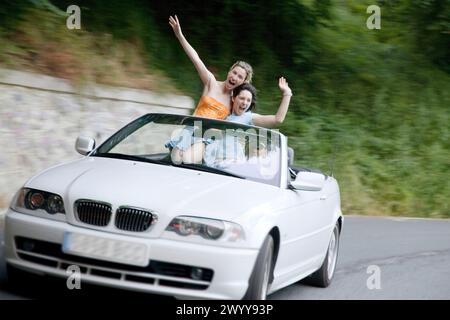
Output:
top-left (304, 223), bottom-right (340, 288)
top-left (243, 235), bottom-right (274, 300)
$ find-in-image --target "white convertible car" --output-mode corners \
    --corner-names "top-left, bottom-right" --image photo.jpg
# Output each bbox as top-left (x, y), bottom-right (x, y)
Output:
top-left (4, 113), bottom-right (343, 299)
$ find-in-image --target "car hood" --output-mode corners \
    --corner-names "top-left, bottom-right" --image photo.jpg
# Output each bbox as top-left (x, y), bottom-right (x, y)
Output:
top-left (26, 157), bottom-right (281, 221)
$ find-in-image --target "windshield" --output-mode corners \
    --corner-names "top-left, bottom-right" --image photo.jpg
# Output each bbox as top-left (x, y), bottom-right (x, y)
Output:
top-left (92, 114), bottom-right (282, 186)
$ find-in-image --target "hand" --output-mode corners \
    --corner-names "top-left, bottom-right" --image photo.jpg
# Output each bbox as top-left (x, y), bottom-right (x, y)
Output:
top-left (279, 77), bottom-right (292, 96)
top-left (169, 15), bottom-right (183, 38)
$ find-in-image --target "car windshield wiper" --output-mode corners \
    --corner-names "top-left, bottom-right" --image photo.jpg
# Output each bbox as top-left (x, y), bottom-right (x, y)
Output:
top-left (92, 153), bottom-right (170, 166)
top-left (171, 163), bottom-right (245, 179)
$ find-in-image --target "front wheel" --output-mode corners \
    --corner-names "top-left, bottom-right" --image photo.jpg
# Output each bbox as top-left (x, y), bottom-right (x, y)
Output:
top-left (304, 223), bottom-right (340, 288)
top-left (242, 235), bottom-right (274, 300)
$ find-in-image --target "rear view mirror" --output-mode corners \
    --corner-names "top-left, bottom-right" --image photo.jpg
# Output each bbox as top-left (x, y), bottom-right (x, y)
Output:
top-left (75, 136), bottom-right (95, 155)
top-left (291, 171), bottom-right (325, 191)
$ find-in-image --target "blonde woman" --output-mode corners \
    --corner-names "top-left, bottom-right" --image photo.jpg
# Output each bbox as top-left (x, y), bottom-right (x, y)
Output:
top-left (168, 15), bottom-right (254, 162)
top-left (169, 15), bottom-right (253, 119)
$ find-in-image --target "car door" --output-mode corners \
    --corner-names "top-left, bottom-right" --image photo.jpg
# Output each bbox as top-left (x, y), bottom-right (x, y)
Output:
top-left (273, 181), bottom-right (331, 284)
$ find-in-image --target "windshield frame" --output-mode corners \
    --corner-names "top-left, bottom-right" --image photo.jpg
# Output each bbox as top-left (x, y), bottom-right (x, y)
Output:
top-left (91, 113), bottom-right (284, 187)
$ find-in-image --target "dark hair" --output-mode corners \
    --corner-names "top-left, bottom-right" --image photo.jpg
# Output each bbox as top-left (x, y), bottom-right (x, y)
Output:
top-left (232, 83), bottom-right (257, 112)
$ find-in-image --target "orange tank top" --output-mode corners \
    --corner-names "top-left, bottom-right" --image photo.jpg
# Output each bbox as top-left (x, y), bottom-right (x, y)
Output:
top-left (193, 96), bottom-right (230, 120)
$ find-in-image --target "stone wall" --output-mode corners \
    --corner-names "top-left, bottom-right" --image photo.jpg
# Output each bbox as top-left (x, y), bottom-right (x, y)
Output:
top-left (0, 69), bottom-right (194, 207)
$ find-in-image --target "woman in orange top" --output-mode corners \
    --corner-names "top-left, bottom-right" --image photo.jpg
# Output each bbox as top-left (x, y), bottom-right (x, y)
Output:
top-left (169, 15), bottom-right (253, 118)
top-left (168, 15), bottom-right (254, 163)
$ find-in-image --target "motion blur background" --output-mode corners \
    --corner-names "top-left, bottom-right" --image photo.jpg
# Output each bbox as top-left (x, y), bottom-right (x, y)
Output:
top-left (0, 0), bottom-right (448, 217)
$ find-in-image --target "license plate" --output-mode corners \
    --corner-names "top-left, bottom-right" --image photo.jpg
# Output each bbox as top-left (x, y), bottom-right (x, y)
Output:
top-left (63, 233), bottom-right (150, 267)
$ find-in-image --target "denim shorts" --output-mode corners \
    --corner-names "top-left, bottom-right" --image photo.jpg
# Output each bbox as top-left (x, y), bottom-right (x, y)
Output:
top-left (165, 126), bottom-right (213, 152)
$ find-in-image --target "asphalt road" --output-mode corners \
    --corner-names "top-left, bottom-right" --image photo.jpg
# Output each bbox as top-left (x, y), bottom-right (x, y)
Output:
top-left (0, 213), bottom-right (449, 300)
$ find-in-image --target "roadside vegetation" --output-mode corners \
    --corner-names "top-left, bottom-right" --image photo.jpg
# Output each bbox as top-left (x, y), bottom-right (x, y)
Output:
top-left (1, 0), bottom-right (448, 217)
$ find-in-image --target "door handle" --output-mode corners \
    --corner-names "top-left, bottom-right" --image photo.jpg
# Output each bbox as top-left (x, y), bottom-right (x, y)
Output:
top-left (320, 195), bottom-right (327, 201)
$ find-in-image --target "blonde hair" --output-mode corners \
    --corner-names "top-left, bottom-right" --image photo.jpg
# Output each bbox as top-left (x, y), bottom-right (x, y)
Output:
top-left (229, 61), bottom-right (253, 83)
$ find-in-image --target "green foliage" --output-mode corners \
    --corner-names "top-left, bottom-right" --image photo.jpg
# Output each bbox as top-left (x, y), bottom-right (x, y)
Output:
top-left (0, 0), bottom-right (448, 217)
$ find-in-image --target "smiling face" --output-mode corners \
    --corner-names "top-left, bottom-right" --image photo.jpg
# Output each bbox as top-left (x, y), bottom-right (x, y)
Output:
top-left (231, 89), bottom-right (253, 116)
top-left (225, 66), bottom-right (247, 91)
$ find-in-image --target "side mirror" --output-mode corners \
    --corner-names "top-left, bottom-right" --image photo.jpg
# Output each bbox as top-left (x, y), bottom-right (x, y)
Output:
top-left (291, 171), bottom-right (325, 191)
top-left (75, 136), bottom-right (95, 155)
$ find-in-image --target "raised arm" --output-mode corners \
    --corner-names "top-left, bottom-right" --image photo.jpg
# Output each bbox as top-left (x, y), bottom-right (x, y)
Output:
top-left (252, 77), bottom-right (293, 128)
top-left (169, 15), bottom-right (214, 86)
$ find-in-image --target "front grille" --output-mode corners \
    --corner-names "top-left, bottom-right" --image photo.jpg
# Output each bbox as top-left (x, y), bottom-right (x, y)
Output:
top-left (115, 207), bottom-right (154, 232)
top-left (75, 200), bottom-right (112, 226)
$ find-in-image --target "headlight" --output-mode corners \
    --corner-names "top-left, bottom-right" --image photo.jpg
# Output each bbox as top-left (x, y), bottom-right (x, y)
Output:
top-left (12, 188), bottom-right (66, 215)
top-left (166, 216), bottom-right (245, 242)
